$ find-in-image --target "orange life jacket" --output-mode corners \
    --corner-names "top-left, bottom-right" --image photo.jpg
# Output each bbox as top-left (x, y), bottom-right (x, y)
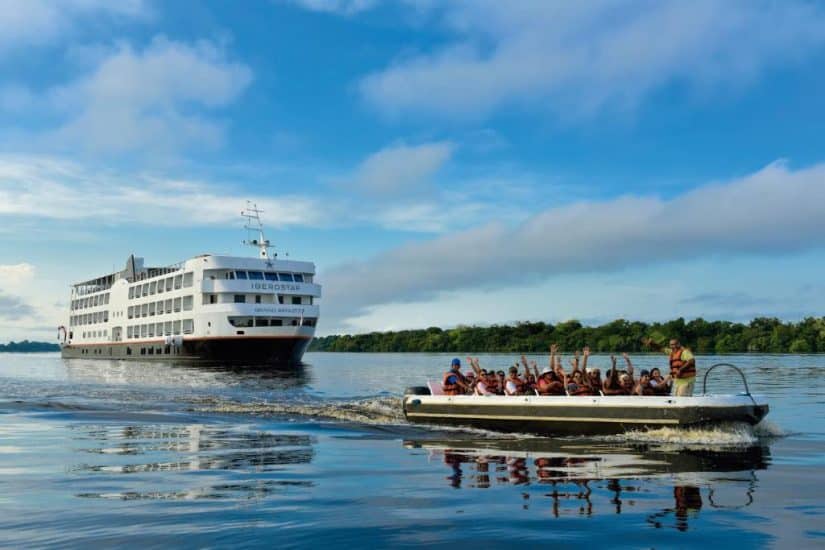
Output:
top-left (670, 348), bottom-right (695, 378)
top-left (442, 371), bottom-right (462, 395)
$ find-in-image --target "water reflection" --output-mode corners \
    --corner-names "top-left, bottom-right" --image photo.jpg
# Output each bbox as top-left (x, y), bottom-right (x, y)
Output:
top-left (63, 358), bottom-right (310, 392)
top-left (406, 437), bottom-right (768, 531)
top-left (70, 423), bottom-right (315, 500)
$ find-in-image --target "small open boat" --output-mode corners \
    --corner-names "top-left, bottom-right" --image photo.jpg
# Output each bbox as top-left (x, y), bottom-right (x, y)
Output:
top-left (402, 363), bottom-right (769, 436)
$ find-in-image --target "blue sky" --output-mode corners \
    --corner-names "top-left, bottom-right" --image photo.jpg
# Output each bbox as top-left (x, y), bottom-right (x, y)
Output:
top-left (1, 0), bottom-right (825, 342)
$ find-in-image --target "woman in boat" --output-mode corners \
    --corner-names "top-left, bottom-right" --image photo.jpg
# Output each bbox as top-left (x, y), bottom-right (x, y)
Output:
top-left (648, 367), bottom-right (672, 394)
top-left (505, 366), bottom-right (525, 395)
top-left (536, 367), bottom-right (565, 395)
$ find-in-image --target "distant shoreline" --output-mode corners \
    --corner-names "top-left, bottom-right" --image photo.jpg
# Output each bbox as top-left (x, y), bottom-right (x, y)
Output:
top-left (309, 317), bottom-right (825, 354)
top-left (0, 341), bottom-right (60, 353)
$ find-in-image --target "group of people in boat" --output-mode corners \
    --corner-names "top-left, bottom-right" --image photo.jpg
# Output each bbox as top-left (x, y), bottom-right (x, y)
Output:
top-left (441, 337), bottom-right (697, 397)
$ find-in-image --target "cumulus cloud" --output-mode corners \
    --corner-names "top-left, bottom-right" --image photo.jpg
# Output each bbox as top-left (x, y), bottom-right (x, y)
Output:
top-left (39, 36), bottom-right (253, 153)
top-left (0, 155), bottom-right (321, 227)
top-left (359, 0), bottom-right (825, 119)
top-left (350, 141), bottom-right (453, 195)
top-left (0, 0), bottom-right (146, 55)
top-left (0, 293), bottom-right (35, 320)
top-left (321, 160), bottom-right (825, 327)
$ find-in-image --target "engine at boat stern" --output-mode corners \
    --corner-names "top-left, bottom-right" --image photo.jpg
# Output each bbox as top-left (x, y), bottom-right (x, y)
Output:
top-left (402, 386), bottom-right (430, 419)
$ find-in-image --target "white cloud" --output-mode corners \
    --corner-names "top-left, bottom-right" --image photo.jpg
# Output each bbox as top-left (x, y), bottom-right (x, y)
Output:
top-left (350, 141), bottom-right (453, 195)
top-left (0, 263), bottom-right (35, 288)
top-left (39, 36), bottom-right (253, 154)
top-left (360, 0), bottom-right (825, 119)
top-left (0, 155), bottom-right (321, 227)
top-left (321, 160), bottom-right (825, 328)
top-left (0, 0), bottom-right (147, 54)
top-left (286, 0), bottom-right (378, 16)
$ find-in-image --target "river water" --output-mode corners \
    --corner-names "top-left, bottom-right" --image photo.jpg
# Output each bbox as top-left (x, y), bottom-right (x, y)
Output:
top-left (0, 352), bottom-right (823, 548)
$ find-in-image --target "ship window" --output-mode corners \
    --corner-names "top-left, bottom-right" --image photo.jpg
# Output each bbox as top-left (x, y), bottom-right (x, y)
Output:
top-left (255, 295), bottom-right (262, 304)
top-left (302, 318), bottom-right (315, 327)
top-left (127, 327), bottom-right (132, 338)
top-left (142, 284), bottom-right (149, 297)
top-left (235, 271), bottom-right (248, 280)
top-left (103, 311), bottom-right (108, 322)
top-left (278, 273), bottom-right (294, 282)
top-left (182, 319), bottom-right (194, 334)
top-left (271, 319), bottom-right (283, 326)
top-left (183, 296), bottom-right (193, 311)
top-left (140, 325), bottom-right (147, 338)
top-left (149, 281), bottom-right (156, 294)
top-left (128, 287), bottom-right (134, 299)
top-left (293, 274), bottom-right (304, 283)
top-left (278, 295), bottom-right (284, 304)
top-left (173, 320), bottom-right (181, 335)
top-left (248, 271), bottom-right (264, 280)
top-left (165, 299), bottom-right (172, 313)
top-left (173, 297), bottom-right (181, 312)
top-left (264, 272), bottom-right (278, 281)
top-left (148, 302), bottom-right (155, 316)
top-left (290, 319), bottom-right (298, 326)
top-left (255, 317), bottom-right (269, 327)
top-left (292, 296), bottom-right (301, 305)
top-left (225, 271), bottom-right (235, 280)
top-left (174, 275), bottom-right (182, 289)
top-left (183, 272), bottom-right (193, 287)
top-left (209, 294), bottom-right (217, 304)
top-left (228, 316), bottom-right (253, 327)
top-left (165, 321), bottom-right (172, 335)
top-left (234, 294), bottom-right (245, 304)
top-left (147, 324), bottom-right (154, 337)
top-left (166, 277), bottom-right (173, 291)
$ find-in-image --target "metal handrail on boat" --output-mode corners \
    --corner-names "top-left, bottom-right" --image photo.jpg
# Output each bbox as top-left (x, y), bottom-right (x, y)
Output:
top-left (702, 362), bottom-right (757, 406)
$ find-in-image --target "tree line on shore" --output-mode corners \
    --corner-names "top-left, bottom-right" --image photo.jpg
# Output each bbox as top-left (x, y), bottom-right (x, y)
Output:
top-left (309, 317), bottom-right (825, 354)
top-left (0, 340), bottom-right (60, 352)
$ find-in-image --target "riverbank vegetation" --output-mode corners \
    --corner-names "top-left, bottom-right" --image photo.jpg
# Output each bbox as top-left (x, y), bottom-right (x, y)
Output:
top-left (310, 317), bottom-right (825, 354)
top-left (0, 340), bottom-right (60, 352)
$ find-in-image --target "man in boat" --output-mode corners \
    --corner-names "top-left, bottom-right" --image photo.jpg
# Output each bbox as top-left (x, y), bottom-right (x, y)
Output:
top-left (442, 358), bottom-right (471, 395)
top-left (643, 337), bottom-right (696, 397)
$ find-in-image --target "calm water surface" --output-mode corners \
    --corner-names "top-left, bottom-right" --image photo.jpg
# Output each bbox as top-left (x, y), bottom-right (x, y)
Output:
top-left (1, 352), bottom-right (823, 548)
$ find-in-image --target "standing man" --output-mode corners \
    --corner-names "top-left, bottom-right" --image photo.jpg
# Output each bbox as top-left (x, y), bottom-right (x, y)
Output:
top-left (642, 337), bottom-right (697, 396)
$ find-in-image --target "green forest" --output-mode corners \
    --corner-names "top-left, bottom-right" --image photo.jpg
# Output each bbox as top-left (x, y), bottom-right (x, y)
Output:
top-left (309, 317), bottom-right (825, 354)
top-left (0, 340), bottom-right (60, 352)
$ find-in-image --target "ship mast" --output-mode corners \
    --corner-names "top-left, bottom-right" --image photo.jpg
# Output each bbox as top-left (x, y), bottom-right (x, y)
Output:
top-left (241, 201), bottom-right (274, 259)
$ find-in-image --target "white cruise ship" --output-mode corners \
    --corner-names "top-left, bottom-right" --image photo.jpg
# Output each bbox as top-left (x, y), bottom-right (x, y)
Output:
top-left (59, 205), bottom-right (321, 364)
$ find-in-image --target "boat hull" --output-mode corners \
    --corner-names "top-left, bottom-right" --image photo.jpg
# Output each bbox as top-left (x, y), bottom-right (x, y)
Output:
top-left (402, 394), bottom-right (769, 436)
top-left (60, 336), bottom-right (311, 365)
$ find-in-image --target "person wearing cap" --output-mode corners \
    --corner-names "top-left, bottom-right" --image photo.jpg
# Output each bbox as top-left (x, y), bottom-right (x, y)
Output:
top-left (442, 358), bottom-right (470, 395)
top-left (642, 337), bottom-right (697, 397)
top-left (536, 366), bottom-right (564, 395)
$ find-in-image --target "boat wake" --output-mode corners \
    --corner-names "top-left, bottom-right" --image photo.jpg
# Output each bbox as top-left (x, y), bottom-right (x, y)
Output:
top-left (190, 395), bottom-right (407, 425)
top-left (599, 419), bottom-right (786, 448)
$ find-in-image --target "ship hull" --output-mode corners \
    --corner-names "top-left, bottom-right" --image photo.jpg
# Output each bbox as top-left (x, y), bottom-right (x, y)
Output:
top-left (60, 336), bottom-right (311, 365)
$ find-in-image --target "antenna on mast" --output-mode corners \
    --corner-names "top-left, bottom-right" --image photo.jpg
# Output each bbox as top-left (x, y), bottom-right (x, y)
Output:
top-left (241, 201), bottom-right (275, 260)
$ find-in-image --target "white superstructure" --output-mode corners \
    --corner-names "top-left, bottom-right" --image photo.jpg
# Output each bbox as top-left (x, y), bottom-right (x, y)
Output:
top-left (60, 205), bottom-right (320, 363)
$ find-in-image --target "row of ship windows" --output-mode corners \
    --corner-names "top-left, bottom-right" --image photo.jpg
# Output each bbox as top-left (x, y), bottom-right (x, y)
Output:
top-left (128, 296), bottom-right (193, 318)
top-left (127, 319), bottom-right (194, 339)
top-left (128, 273), bottom-right (193, 299)
top-left (71, 311), bottom-right (109, 326)
top-left (81, 329), bottom-right (107, 338)
top-left (228, 316), bottom-right (317, 328)
top-left (71, 293), bottom-right (110, 311)
top-left (224, 271), bottom-right (306, 282)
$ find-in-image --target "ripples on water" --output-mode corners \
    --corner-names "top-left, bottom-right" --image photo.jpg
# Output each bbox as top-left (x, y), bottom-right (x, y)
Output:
top-left (0, 352), bottom-right (823, 547)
